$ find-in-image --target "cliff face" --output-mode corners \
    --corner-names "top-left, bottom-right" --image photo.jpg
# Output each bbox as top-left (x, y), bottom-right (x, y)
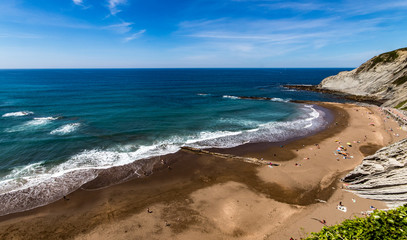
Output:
top-left (342, 138), bottom-right (407, 207)
top-left (319, 48), bottom-right (407, 109)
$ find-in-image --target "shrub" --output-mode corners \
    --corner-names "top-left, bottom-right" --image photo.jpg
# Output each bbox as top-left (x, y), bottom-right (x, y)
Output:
top-left (306, 205), bottom-right (407, 240)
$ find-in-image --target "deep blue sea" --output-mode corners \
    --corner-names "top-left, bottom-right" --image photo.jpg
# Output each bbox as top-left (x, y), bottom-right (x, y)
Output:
top-left (0, 68), bottom-right (350, 215)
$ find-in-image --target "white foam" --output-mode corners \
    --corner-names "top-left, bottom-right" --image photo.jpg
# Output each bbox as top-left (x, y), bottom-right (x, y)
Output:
top-left (197, 93), bottom-right (210, 96)
top-left (5, 117), bottom-right (58, 132)
top-left (0, 169), bottom-right (99, 216)
top-left (189, 104), bottom-right (326, 149)
top-left (2, 111), bottom-right (33, 117)
top-left (185, 130), bottom-right (242, 145)
top-left (218, 118), bottom-right (261, 128)
top-left (271, 97), bottom-right (290, 102)
top-left (34, 117), bottom-right (58, 121)
top-left (50, 123), bottom-right (80, 135)
top-left (222, 95), bottom-right (239, 99)
top-left (222, 95), bottom-right (289, 102)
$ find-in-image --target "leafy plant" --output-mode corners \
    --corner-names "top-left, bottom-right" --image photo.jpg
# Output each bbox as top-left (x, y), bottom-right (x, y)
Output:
top-left (306, 205), bottom-right (407, 240)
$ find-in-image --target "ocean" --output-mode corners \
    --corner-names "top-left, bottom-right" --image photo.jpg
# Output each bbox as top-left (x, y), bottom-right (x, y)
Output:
top-left (0, 68), bottom-right (350, 215)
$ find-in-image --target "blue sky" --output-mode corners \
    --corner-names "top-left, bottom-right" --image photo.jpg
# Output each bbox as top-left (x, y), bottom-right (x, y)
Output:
top-left (0, 0), bottom-right (406, 68)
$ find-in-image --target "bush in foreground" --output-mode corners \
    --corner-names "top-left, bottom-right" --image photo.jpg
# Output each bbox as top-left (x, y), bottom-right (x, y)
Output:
top-left (306, 205), bottom-right (407, 240)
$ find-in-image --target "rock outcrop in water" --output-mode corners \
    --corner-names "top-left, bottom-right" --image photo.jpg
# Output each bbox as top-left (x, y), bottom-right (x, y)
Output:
top-left (319, 47), bottom-right (407, 109)
top-left (342, 138), bottom-right (407, 206)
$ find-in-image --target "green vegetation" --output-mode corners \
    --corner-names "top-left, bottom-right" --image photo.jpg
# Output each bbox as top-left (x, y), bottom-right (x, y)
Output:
top-left (393, 75), bottom-right (407, 86)
top-left (369, 51), bottom-right (399, 70)
top-left (306, 205), bottom-right (407, 240)
top-left (357, 47), bottom-right (407, 73)
top-left (395, 99), bottom-right (407, 109)
top-left (360, 47), bottom-right (407, 73)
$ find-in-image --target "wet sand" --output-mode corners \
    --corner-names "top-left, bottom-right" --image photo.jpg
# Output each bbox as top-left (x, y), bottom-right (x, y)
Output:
top-left (0, 102), bottom-right (406, 240)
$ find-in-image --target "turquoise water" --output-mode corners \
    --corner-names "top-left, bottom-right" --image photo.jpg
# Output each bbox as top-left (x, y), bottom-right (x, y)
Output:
top-left (0, 68), bottom-right (349, 215)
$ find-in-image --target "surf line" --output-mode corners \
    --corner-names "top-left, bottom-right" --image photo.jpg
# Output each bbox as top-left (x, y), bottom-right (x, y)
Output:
top-left (181, 146), bottom-right (278, 166)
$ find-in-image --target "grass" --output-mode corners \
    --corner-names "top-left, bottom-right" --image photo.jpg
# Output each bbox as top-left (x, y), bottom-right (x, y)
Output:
top-left (395, 99), bottom-right (407, 109)
top-left (306, 205), bottom-right (407, 240)
top-left (357, 47), bottom-right (407, 73)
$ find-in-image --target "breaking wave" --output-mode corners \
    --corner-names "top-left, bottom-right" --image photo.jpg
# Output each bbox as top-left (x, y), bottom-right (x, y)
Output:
top-left (222, 95), bottom-right (289, 102)
top-left (50, 123), bottom-right (81, 135)
top-left (222, 95), bottom-right (240, 99)
top-left (0, 103), bottom-right (328, 216)
top-left (5, 117), bottom-right (58, 133)
top-left (2, 111), bottom-right (34, 117)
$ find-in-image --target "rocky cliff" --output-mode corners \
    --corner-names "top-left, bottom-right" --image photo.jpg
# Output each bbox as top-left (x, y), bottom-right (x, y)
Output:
top-left (342, 138), bottom-right (407, 207)
top-left (319, 47), bottom-right (407, 109)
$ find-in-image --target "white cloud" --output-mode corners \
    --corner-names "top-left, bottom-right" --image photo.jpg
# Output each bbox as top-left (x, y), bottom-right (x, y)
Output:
top-left (103, 22), bottom-right (133, 34)
top-left (260, 2), bottom-right (326, 12)
top-left (108, 0), bottom-right (127, 15)
top-left (123, 29), bottom-right (146, 42)
top-left (73, 0), bottom-right (83, 6)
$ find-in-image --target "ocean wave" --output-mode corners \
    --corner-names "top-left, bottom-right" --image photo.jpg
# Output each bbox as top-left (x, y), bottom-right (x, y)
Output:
top-left (34, 117), bottom-right (59, 121)
top-left (0, 104), bottom-right (328, 216)
top-left (222, 95), bottom-right (239, 99)
top-left (0, 169), bottom-right (99, 216)
top-left (50, 123), bottom-right (80, 135)
top-left (222, 95), bottom-right (290, 102)
top-left (197, 93), bottom-right (211, 96)
top-left (270, 97), bottom-right (289, 102)
top-left (191, 106), bottom-right (324, 149)
top-left (2, 111), bottom-right (34, 117)
top-left (218, 118), bottom-right (261, 128)
top-left (5, 117), bottom-right (58, 133)
top-left (185, 130), bottom-right (242, 145)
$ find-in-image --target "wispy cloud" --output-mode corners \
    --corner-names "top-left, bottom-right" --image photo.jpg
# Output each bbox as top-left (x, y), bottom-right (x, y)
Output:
top-left (256, 0), bottom-right (407, 17)
top-left (103, 22), bottom-right (133, 34)
top-left (123, 29), bottom-right (146, 42)
top-left (108, 0), bottom-right (127, 15)
top-left (259, 2), bottom-right (326, 12)
top-left (0, 33), bottom-right (42, 39)
top-left (339, 0), bottom-right (407, 16)
top-left (73, 0), bottom-right (83, 6)
top-left (172, 10), bottom-right (395, 66)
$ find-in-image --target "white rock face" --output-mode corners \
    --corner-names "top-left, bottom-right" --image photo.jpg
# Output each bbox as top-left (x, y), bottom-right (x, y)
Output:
top-left (319, 48), bottom-right (407, 109)
top-left (343, 138), bottom-right (407, 206)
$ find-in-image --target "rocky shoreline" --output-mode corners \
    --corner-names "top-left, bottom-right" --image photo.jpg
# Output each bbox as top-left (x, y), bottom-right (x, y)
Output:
top-left (283, 84), bottom-right (385, 105)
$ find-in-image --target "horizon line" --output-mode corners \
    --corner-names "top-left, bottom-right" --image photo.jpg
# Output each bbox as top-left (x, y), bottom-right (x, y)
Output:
top-left (0, 67), bottom-right (355, 70)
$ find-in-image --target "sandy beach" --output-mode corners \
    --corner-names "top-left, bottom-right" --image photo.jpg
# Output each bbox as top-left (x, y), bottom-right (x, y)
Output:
top-left (0, 102), bottom-right (406, 240)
